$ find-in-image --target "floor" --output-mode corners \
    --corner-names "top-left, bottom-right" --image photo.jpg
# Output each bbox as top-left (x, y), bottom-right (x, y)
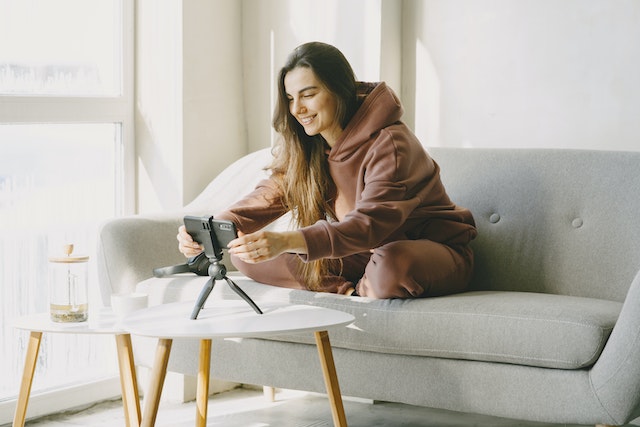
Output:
top-left (8, 386), bottom-right (640, 427)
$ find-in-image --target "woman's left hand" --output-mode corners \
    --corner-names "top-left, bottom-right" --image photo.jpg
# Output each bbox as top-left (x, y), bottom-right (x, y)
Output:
top-left (228, 230), bottom-right (307, 263)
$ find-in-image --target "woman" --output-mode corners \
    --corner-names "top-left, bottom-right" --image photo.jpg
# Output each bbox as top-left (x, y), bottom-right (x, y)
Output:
top-left (178, 41), bottom-right (477, 298)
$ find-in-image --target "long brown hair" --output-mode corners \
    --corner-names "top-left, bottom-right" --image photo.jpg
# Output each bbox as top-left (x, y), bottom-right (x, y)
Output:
top-left (270, 42), bottom-right (358, 290)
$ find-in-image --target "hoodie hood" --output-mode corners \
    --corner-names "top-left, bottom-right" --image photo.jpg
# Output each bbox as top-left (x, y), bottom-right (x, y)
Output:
top-left (330, 82), bottom-right (404, 160)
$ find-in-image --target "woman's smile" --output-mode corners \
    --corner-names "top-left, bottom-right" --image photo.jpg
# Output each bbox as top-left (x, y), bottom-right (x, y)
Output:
top-left (299, 114), bottom-right (316, 125)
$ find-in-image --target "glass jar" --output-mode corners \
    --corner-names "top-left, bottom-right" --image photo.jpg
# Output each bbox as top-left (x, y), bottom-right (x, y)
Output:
top-left (48, 244), bottom-right (89, 322)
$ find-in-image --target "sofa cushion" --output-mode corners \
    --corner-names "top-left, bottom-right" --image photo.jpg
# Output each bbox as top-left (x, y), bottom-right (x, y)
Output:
top-left (137, 273), bottom-right (621, 370)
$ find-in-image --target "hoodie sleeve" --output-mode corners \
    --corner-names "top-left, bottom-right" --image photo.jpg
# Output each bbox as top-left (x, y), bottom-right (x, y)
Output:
top-left (216, 178), bottom-right (288, 234)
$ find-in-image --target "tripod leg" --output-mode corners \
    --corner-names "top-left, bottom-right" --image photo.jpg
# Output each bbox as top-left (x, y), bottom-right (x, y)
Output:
top-left (191, 277), bottom-right (216, 320)
top-left (224, 277), bottom-right (263, 314)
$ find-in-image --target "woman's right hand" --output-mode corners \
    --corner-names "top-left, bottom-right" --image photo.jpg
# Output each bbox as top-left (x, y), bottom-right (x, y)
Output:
top-left (177, 225), bottom-right (204, 258)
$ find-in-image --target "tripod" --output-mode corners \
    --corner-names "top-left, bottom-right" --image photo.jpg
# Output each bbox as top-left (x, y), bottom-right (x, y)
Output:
top-left (190, 257), bottom-right (263, 320)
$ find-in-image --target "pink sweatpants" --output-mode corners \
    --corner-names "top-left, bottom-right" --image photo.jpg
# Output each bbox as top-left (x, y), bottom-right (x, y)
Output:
top-left (230, 239), bottom-right (473, 299)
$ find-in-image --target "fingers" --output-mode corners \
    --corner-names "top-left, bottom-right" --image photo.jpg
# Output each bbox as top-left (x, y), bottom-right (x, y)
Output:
top-left (177, 225), bottom-right (203, 258)
top-left (241, 247), bottom-right (270, 263)
top-left (228, 231), bottom-right (272, 263)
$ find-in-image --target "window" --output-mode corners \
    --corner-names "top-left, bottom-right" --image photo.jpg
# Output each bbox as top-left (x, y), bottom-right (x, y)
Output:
top-left (0, 0), bottom-right (122, 97)
top-left (0, 0), bottom-right (133, 421)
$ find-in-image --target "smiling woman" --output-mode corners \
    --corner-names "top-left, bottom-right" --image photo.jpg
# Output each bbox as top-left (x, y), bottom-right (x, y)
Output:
top-left (177, 42), bottom-right (476, 300)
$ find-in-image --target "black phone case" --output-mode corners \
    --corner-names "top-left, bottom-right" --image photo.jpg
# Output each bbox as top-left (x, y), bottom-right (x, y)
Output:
top-left (184, 215), bottom-right (237, 260)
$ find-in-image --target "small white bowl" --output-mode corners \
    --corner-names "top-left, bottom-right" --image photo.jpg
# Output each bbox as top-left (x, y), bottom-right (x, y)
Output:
top-left (110, 292), bottom-right (148, 318)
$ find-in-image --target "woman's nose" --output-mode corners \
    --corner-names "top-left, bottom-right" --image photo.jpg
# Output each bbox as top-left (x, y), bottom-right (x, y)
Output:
top-left (292, 99), bottom-right (306, 114)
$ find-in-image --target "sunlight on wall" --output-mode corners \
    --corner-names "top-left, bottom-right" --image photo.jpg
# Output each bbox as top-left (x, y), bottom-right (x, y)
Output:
top-left (135, 0), bottom-right (184, 212)
top-left (286, 0), bottom-right (382, 82)
top-left (414, 39), bottom-right (441, 147)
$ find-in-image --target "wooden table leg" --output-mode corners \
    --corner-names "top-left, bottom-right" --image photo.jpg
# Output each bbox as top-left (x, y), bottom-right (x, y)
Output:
top-left (115, 334), bottom-right (141, 427)
top-left (196, 339), bottom-right (212, 427)
top-left (141, 338), bottom-right (173, 427)
top-left (13, 331), bottom-right (42, 427)
top-left (314, 330), bottom-right (348, 427)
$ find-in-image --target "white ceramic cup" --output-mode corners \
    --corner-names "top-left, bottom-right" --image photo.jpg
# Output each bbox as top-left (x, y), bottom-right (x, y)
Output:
top-left (110, 292), bottom-right (148, 318)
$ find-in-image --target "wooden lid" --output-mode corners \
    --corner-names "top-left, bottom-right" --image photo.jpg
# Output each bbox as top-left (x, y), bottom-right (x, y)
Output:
top-left (48, 244), bottom-right (89, 263)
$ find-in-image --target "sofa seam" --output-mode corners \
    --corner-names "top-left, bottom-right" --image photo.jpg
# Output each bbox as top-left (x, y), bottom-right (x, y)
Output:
top-left (320, 340), bottom-right (598, 368)
top-left (268, 333), bottom-right (596, 368)
top-left (588, 374), bottom-right (619, 425)
top-left (587, 315), bottom-right (640, 425)
top-left (302, 300), bottom-right (615, 330)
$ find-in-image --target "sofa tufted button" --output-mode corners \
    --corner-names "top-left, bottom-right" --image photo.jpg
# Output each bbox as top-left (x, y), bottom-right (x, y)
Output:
top-left (489, 213), bottom-right (501, 224)
top-left (572, 218), bottom-right (584, 228)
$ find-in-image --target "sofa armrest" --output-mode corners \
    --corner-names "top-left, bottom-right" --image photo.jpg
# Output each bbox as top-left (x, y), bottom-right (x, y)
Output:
top-left (96, 213), bottom-right (184, 306)
top-left (590, 268), bottom-right (640, 424)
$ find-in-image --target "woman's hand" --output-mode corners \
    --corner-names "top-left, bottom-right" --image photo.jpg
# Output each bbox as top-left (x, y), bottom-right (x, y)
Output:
top-left (228, 230), bottom-right (307, 263)
top-left (176, 225), bottom-right (204, 258)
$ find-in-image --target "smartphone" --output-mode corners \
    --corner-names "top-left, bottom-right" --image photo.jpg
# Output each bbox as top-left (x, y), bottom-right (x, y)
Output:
top-left (184, 215), bottom-right (238, 260)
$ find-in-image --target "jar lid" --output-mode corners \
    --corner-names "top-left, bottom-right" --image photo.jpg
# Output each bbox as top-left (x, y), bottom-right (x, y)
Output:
top-left (48, 244), bottom-right (89, 263)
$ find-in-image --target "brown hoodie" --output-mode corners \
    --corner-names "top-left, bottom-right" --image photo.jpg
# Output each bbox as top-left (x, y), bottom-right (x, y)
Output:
top-left (218, 82), bottom-right (477, 261)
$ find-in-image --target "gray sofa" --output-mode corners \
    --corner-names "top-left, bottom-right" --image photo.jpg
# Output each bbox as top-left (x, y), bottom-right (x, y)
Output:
top-left (97, 147), bottom-right (640, 426)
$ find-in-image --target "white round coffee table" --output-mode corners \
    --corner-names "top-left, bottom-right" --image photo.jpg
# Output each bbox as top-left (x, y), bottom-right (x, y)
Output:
top-left (11, 308), bottom-right (141, 427)
top-left (122, 300), bottom-right (355, 427)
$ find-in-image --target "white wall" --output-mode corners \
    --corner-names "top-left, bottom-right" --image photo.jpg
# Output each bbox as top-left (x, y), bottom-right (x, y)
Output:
top-left (135, 0), bottom-right (246, 213)
top-left (135, 0), bottom-right (640, 212)
top-left (402, 0), bottom-right (640, 151)
top-left (182, 1), bottom-right (246, 205)
top-left (135, 0), bottom-right (396, 211)
top-left (136, 0), bottom-right (183, 212)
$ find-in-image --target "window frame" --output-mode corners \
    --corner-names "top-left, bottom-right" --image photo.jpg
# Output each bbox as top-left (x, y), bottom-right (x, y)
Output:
top-left (0, 2), bottom-right (135, 422)
top-left (0, 1), bottom-right (135, 214)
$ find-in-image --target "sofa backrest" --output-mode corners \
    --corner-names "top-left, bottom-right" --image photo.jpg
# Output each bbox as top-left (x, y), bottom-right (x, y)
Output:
top-left (428, 147), bottom-right (640, 302)
top-left (188, 147), bottom-right (640, 302)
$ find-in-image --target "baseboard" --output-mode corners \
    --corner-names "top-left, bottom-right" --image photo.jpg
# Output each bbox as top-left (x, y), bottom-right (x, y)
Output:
top-left (0, 376), bottom-right (121, 426)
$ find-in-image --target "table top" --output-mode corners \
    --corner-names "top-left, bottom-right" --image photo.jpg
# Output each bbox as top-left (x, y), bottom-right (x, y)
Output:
top-left (11, 308), bottom-right (125, 334)
top-left (121, 300), bottom-right (355, 339)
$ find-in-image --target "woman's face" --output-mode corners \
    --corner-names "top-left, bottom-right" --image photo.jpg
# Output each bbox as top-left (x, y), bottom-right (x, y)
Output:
top-left (284, 66), bottom-right (342, 147)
